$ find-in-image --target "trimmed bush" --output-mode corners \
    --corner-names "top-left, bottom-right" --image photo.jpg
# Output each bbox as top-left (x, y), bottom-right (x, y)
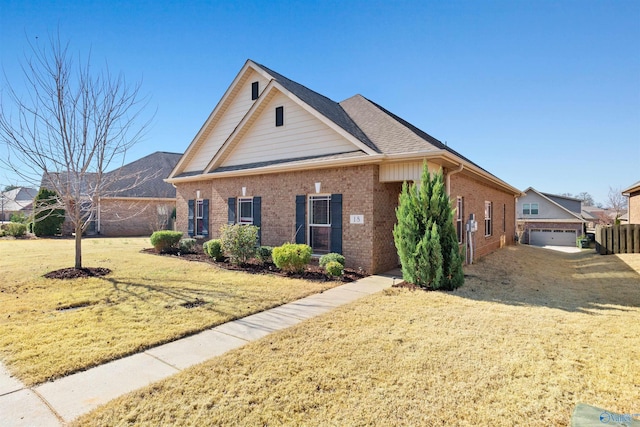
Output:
top-left (179, 238), bottom-right (197, 254)
top-left (150, 230), bottom-right (183, 253)
top-left (257, 246), bottom-right (273, 264)
top-left (220, 224), bottom-right (259, 265)
top-left (324, 260), bottom-right (344, 277)
top-left (319, 252), bottom-right (345, 268)
top-left (203, 239), bottom-right (224, 261)
top-left (272, 243), bottom-right (312, 273)
top-left (3, 222), bottom-right (26, 237)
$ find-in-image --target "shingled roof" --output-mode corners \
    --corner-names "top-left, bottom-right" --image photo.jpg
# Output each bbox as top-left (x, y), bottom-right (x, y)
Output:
top-left (41, 152), bottom-right (182, 199)
top-left (254, 62), bottom-right (379, 153)
top-left (106, 151), bottom-right (182, 198)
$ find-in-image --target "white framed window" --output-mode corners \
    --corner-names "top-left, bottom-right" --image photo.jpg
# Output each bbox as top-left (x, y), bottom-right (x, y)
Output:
top-left (308, 194), bottom-right (330, 254)
top-left (530, 203), bottom-right (539, 215)
top-left (484, 201), bottom-right (492, 237)
top-left (523, 203), bottom-right (539, 215)
top-left (196, 199), bottom-right (204, 235)
top-left (238, 197), bottom-right (253, 225)
top-left (456, 196), bottom-right (464, 244)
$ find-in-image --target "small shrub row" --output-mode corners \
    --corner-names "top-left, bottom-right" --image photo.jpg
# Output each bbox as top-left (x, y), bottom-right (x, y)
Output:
top-left (2, 222), bottom-right (27, 237)
top-left (320, 252), bottom-right (345, 277)
top-left (272, 243), bottom-right (312, 273)
top-left (150, 230), bottom-right (183, 253)
top-left (203, 239), bottom-right (224, 261)
top-left (220, 224), bottom-right (259, 265)
top-left (179, 238), bottom-right (197, 254)
top-left (257, 246), bottom-right (273, 263)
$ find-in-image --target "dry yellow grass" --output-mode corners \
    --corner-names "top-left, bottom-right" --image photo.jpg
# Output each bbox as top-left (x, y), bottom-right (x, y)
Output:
top-left (75, 245), bottom-right (640, 426)
top-left (0, 237), bottom-right (338, 386)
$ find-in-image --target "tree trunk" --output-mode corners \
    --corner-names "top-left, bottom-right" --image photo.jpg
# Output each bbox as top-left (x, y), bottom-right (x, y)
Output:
top-left (75, 227), bottom-right (82, 268)
top-left (75, 203), bottom-right (82, 269)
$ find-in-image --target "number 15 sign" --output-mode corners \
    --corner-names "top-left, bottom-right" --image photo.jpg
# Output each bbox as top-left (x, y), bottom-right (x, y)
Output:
top-left (350, 215), bottom-right (364, 224)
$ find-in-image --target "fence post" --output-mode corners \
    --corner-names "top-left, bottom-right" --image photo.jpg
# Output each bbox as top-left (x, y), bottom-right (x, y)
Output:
top-left (634, 224), bottom-right (640, 254)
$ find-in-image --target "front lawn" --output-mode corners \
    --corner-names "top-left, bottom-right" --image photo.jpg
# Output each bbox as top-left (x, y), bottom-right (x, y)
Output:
top-left (0, 237), bottom-right (339, 386)
top-left (75, 246), bottom-right (640, 426)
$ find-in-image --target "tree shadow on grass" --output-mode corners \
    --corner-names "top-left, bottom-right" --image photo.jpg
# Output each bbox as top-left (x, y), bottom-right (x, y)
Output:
top-left (453, 245), bottom-right (640, 314)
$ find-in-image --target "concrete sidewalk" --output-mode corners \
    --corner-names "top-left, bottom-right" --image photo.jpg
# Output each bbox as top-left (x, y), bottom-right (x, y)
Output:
top-left (0, 270), bottom-right (400, 426)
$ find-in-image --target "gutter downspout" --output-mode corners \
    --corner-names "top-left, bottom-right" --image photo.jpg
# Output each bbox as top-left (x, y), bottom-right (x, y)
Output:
top-left (446, 163), bottom-right (464, 196)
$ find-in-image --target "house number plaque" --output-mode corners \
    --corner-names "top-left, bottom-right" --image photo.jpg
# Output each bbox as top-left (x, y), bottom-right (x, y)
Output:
top-left (350, 215), bottom-right (364, 224)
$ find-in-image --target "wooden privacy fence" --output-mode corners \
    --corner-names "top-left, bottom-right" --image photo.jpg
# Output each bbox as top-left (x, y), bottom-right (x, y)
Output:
top-left (595, 224), bottom-right (640, 254)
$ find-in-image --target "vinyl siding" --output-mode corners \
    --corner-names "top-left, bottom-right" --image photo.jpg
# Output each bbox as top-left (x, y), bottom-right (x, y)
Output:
top-left (517, 191), bottom-right (581, 220)
top-left (183, 70), bottom-right (270, 172)
top-left (221, 92), bottom-right (357, 167)
top-left (379, 161), bottom-right (440, 182)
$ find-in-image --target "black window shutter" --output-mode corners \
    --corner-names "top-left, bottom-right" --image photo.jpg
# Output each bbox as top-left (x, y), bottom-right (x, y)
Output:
top-left (295, 195), bottom-right (306, 244)
top-left (251, 81), bottom-right (259, 100)
top-left (330, 194), bottom-right (342, 254)
top-left (202, 199), bottom-right (209, 237)
top-left (253, 196), bottom-right (261, 245)
top-left (188, 199), bottom-right (195, 237)
top-left (228, 198), bottom-right (236, 224)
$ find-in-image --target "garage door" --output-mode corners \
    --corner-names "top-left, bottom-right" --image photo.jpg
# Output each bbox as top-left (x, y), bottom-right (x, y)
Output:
top-left (530, 229), bottom-right (577, 246)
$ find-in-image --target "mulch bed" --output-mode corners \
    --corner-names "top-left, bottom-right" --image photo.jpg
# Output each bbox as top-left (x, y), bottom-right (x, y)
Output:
top-left (43, 267), bottom-right (112, 279)
top-left (141, 248), bottom-right (367, 283)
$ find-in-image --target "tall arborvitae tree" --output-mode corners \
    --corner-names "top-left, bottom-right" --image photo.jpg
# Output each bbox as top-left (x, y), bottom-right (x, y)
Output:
top-left (33, 188), bottom-right (65, 237)
top-left (393, 164), bottom-right (464, 290)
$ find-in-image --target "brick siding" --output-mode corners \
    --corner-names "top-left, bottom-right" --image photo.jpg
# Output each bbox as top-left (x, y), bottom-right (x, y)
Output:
top-left (629, 191), bottom-right (640, 224)
top-left (449, 173), bottom-right (517, 260)
top-left (99, 199), bottom-right (175, 237)
top-left (176, 165), bottom-right (517, 273)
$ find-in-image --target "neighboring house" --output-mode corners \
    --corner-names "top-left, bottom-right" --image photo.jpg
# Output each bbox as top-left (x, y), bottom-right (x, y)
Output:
top-left (582, 205), bottom-right (627, 227)
top-left (0, 187), bottom-right (37, 221)
top-left (98, 151), bottom-right (182, 236)
top-left (41, 151), bottom-right (181, 236)
top-left (622, 180), bottom-right (640, 224)
top-left (166, 60), bottom-right (522, 274)
top-left (517, 188), bottom-right (586, 246)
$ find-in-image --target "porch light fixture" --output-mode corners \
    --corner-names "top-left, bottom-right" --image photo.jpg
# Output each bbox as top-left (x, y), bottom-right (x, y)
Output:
top-left (242, 187), bottom-right (247, 197)
top-left (196, 190), bottom-right (201, 199)
top-left (315, 182), bottom-right (321, 194)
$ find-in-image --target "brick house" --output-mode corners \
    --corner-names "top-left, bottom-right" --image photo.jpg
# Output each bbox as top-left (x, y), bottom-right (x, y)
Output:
top-left (166, 60), bottom-right (521, 274)
top-left (42, 151), bottom-right (181, 237)
top-left (97, 151), bottom-right (181, 236)
top-left (623, 181), bottom-right (640, 224)
top-left (516, 187), bottom-right (586, 246)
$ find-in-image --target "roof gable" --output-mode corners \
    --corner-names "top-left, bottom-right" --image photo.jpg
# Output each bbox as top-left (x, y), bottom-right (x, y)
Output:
top-left (519, 187), bottom-right (585, 222)
top-left (169, 60), bottom-right (377, 179)
top-left (623, 180), bottom-right (640, 195)
top-left (205, 80), bottom-right (375, 172)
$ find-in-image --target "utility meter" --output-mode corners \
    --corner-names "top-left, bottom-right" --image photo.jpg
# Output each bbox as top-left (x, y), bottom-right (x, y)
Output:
top-left (466, 213), bottom-right (478, 233)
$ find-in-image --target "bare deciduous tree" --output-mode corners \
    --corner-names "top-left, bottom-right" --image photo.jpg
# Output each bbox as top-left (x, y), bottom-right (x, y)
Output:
top-left (0, 35), bottom-right (152, 269)
top-left (607, 186), bottom-right (628, 223)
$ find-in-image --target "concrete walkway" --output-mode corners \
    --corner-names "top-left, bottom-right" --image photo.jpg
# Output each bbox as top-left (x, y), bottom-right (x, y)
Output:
top-left (0, 270), bottom-right (400, 426)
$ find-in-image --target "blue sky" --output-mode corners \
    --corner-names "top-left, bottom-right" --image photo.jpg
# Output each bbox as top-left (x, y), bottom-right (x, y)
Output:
top-left (1, 0), bottom-right (638, 205)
